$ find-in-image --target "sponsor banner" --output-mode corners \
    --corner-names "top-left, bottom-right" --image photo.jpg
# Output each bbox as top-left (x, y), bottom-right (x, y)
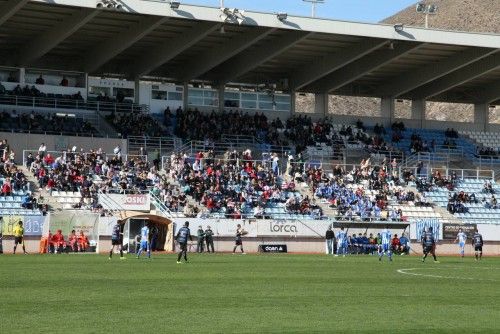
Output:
top-left (1, 215), bottom-right (46, 236)
top-left (99, 194), bottom-right (150, 211)
top-left (414, 219), bottom-right (441, 241)
top-left (259, 244), bottom-right (288, 253)
top-left (98, 216), bottom-right (118, 236)
top-left (171, 218), bottom-right (329, 238)
top-left (442, 223), bottom-right (477, 240)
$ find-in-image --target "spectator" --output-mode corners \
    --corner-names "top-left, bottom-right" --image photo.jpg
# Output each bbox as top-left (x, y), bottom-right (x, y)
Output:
top-left (35, 75), bottom-right (45, 85)
top-left (60, 76), bottom-right (69, 87)
top-left (399, 233), bottom-right (409, 255)
top-left (391, 234), bottom-right (401, 253)
top-left (38, 143), bottom-right (47, 158)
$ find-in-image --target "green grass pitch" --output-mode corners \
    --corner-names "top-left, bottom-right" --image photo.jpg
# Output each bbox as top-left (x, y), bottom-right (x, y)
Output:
top-left (1, 253), bottom-right (500, 333)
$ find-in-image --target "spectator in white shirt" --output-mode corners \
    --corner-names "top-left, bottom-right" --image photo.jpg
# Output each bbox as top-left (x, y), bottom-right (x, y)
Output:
top-left (38, 143), bottom-right (47, 158)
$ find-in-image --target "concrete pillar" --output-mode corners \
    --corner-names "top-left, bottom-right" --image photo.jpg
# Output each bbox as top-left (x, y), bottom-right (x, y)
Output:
top-left (411, 99), bottom-right (426, 129)
top-left (474, 103), bottom-right (489, 132)
top-left (182, 82), bottom-right (188, 111)
top-left (19, 68), bottom-right (25, 85)
top-left (134, 77), bottom-right (140, 104)
top-left (290, 91), bottom-right (296, 116)
top-left (381, 97), bottom-right (394, 126)
top-left (218, 84), bottom-right (225, 112)
top-left (314, 93), bottom-right (328, 117)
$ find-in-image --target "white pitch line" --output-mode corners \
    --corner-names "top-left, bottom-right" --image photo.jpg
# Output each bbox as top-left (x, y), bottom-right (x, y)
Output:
top-left (397, 268), bottom-right (500, 282)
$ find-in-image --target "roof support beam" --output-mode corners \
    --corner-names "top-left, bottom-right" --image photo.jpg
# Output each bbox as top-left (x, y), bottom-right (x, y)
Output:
top-left (212, 31), bottom-right (312, 85)
top-left (290, 38), bottom-right (388, 91)
top-left (307, 42), bottom-right (424, 93)
top-left (477, 80), bottom-right (500, 104)
top-left (411, 52), bottom-right (500, 99)
top-left (83, 16), bottom-right (169, 73)
top-left (377, 47), bottom-right (498, 97)
top-left (177, 27), bottom-right (276, 82)
top-left (131, 22), bottom-right (220, 78)
top-left (15, 8), bottom-right (98, 66)
top-left (0, 0), bottom-right (29, 27)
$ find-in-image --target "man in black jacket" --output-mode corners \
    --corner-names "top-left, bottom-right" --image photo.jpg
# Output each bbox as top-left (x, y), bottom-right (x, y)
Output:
top-left (326, 226), bottom-right (335, 255)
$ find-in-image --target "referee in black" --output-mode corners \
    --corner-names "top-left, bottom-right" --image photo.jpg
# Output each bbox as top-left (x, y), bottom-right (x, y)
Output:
top-left (472, 229), bottom-right (484, 261)
top-left (421, 226), bottom-right (439, 263)
top-left (176, 221), bottom-right (192, 263)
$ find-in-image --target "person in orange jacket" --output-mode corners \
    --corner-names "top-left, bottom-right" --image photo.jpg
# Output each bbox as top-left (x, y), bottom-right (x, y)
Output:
top-left (77, 231), bottom-right (89, 252)
top-left (51, 229), bottom-right (66, 253)
top-left (68, 230), bottom-right (78, 252)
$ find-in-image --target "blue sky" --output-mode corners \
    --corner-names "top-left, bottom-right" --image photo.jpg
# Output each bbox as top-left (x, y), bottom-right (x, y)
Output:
top-left (184, 0), bottom-right (418, 23)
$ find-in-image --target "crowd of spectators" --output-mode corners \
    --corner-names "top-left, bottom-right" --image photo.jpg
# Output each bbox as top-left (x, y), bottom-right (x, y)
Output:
top-left (106, 112), bottom-right (167, 138)
top-left (0, 83), bottom-right (84, 101)
top-left (166, 148), bottom-right (321, 219)
top-left (304, 159), bottom-right (407, 222)
top-left (0, 110), bottom-right (96, 135)
top-left (477, 146), bottom-right (498, 157)
top-left (26, 145), bottom-right (157, 213)
top-left (0, 139), bottom-right (47, 214)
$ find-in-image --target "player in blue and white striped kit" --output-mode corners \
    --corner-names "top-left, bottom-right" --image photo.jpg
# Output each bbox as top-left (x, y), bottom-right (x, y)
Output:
top-left (335, 227), bottom-right (348, 257)
top-left (378, 227), bottom-right (392, 261)
top-left (136, 224), bottom-right (151, 259)
top-left (454, 228), bottom-right (467, 258)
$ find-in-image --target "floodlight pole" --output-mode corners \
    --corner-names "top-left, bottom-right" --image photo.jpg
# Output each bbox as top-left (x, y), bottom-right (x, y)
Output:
top-left (416, 3), bottom-right (437, 28)
top-left (302, 0), bottom-right (325, 18)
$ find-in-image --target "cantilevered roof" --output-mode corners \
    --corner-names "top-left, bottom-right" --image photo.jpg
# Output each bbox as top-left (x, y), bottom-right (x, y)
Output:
top-left (0, 0), bottom-right (499, 104)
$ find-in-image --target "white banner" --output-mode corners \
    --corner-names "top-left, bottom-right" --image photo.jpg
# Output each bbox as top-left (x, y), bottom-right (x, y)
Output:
top-left (99, 216), bottom-right (118, 236)
top-left (99, 193), bottom-right (150, 211)
top-left (172, 219), bottom-right (330, 238)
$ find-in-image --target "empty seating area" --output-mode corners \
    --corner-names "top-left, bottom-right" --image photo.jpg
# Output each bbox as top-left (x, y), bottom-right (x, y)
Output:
top-left (424, 178), bottom-right (500, 224)
top-left (0, 191), bottom-right (43, 216)
top-left (384, 127), bottom-right (475, 157)
top-left (461, 130), bottom-right (500, 150)
top-left (51, 191), bottom-right (83, 209)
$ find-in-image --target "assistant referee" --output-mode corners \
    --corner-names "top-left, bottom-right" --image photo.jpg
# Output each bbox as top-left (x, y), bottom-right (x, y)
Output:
top-left (13, 220), bottom-right (27, 254)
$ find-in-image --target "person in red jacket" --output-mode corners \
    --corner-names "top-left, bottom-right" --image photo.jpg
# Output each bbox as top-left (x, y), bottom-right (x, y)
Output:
top-left (391, 234), bottom-right (401, 254)
top-left (77, 231), bottom-right (89, 252)
top-left (68, 230), bottom-right (78, 252)
top-left (1, 181), bottom-right (11, 196)
top-left (51, 229), bottom-right (66, 253)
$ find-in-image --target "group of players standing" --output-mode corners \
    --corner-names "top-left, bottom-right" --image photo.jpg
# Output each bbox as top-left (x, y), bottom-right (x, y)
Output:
top-left (106, 220), bottom-right (484, 262)
top-left (334, 225), bottom-right (484, 262)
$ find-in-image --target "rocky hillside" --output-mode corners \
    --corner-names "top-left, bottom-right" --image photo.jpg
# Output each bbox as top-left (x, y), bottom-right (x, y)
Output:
top-left (297, 0), bottom-right (499, 123)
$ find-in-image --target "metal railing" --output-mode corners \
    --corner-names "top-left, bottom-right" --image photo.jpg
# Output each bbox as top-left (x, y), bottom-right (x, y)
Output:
top-left (149, 190), bottom-right (180, 218)
top-left (22, 149), bottom-right (147, 167)
top-left (401, 165), bottom-right (494, 181)
top-left (0, 94), bottom-right (148, 113)
top-left (127, 135), bottom-right (179, 158)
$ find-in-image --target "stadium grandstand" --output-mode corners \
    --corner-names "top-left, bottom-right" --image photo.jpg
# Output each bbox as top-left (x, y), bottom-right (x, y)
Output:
top-left (1, 1), bottom-right (500, 333)
top-left (0, 0), bottom-right (497, 257)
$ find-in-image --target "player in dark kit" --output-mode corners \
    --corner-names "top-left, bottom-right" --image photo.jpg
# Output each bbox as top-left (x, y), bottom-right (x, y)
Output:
top-left (109, 223), bottom-right (125, 260)
top-left (472, 229), bottom-right (484, 261)
top-left (176, 221), bottom-right (192, 264)
top-left (232, 224), bottom-right (245, 254)
top-left (421, 226), bottom-right (439, 263)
